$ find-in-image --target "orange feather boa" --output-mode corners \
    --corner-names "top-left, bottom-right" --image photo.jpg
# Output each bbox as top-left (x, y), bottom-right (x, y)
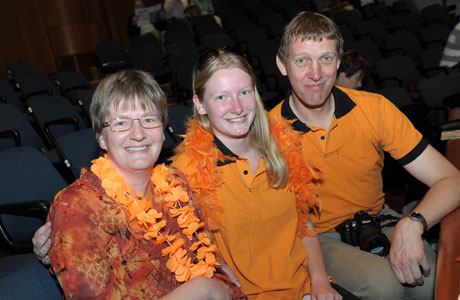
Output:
top-left (173, 113), bottom-right (322, 236)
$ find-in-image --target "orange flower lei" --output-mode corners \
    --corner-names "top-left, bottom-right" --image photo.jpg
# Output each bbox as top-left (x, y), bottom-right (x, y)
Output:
top-left (173, 113), bottom-right (322, 236)
top-left (90, 156), bottom-right (219, 282)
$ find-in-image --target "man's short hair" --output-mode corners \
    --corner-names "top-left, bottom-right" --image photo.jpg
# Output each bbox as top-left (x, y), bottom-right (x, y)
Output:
top-left (278, 11), bottom-right (344, 64)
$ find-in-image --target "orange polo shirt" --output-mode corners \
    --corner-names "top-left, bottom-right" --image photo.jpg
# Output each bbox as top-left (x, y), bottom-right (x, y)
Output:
top-left (270, 86), bottom-right (427, 233)
top-left (172, 138), bottom-right (311, 299)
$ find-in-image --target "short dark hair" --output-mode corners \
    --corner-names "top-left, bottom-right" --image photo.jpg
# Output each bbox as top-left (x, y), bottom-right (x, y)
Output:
top-left (337, 50), bottom-right (369, 79)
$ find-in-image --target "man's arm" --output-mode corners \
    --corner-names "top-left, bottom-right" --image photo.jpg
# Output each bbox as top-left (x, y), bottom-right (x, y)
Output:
top-left (390, 144), bottom-right (460, 285)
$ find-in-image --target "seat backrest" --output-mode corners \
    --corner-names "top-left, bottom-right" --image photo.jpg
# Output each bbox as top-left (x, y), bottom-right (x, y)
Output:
top-left (347, 39), bottom-right (383, 65)
top-left (0, 68), bottom-right (9, 83)
top-left (14, 73), bottom-right (60, 99)
top-left (55, 128), bottom-right (100, 179)
top-left (198, 33), bottom-right (234, 50)
top-left (339, 25), bottom-right (355, 46)
top-left (167, 53), bottom-right (197, 97)
top-left (95, 41), bottom-right (128, 65)
top-left (329, 9), bottom-right (362, 29)
top-left (375, 55), bottom-right (420, 88)
top-left (27, 95), bottom-right (87, 146)
top-left (417, 72), bottom-right (460, 107)
top-left (0, 104), bottom-right (45, 151)
top-left (165, 19), bottom-right (194, 44)
top-left (53, 71), bottom-right (91, 94)
top-left (417, 72), bottom-right (460, 125)
top-left (378, 87), bottom-right (413, 107)
top-left (361, 3), bottom-right (391, 25)
top-left (70, 87), bottom-right (96, 120)
top-left (167, 104), bottom-right (192, 138)
top-left (130, 34), bottom-right (162, 52)
top-left (420, 3), bottom-right (455, 27)
top-left (353, 19), bottom-right (387, 49)
top-left (165, 40), bottom-right (199, 58)
top-left (0, 80), bottom-right (25, 113)
top-left (384, 30), bottom-right (422, 60)
top-left (6, 62), bottom-right (39, 80)
top-left (419, 23), bottom-right (452, 48)
top-left (129, 45), bottom-right (165, 72)
top-left (0, 147), bottom-right (67, 241)
top-left (419, 45), bottom-right (445, 77)
top-left (388, 12), bottom-right (421, 34)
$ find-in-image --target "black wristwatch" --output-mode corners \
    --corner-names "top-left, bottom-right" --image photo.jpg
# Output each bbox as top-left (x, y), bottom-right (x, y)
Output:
top-left (406, 211), bottom-right (428, 232)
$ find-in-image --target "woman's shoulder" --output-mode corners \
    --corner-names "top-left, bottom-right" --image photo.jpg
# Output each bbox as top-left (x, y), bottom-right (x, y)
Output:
top-left (52, 169), bottom-right (104, 209)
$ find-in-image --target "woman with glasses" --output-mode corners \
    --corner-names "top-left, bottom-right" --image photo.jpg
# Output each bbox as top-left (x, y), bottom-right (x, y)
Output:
top-left (45, 69), bottom-right (242, 300)
top-left (171, 48), bottom-right (341, 299)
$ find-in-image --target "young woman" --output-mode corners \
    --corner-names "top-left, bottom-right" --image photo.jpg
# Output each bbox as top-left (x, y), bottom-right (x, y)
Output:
top-left (171, 49), bottom-right (341, 300)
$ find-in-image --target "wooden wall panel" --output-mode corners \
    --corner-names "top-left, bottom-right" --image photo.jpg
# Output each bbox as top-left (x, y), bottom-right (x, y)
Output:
top-left (0, 0), bottom-right (162, 76)
top-left (39, 0), bottom-right (110, 57)
top-left (46, 23), bottom-right (109, 57)
top-left (39, 0), bottom-right (105, 27)
top-left (0, 0), bottom-right (56, 75)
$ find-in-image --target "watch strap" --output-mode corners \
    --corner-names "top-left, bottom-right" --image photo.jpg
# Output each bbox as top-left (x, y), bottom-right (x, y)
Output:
top-left (406, 211), bottom-right (428, 232)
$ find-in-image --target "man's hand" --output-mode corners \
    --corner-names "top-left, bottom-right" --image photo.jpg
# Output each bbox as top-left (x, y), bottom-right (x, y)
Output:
top-left (389, 217), bottom-right (430, 286)
top-left (32, 221), bottom-right (52, 266)
top-left (310, 280), bottom-right (342, 300)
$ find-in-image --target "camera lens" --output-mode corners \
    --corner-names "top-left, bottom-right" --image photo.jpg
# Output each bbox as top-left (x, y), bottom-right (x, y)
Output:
top-left (354, 211), bottom-right (391, 257)
top-left (361, 235), bottom-right (391, 257)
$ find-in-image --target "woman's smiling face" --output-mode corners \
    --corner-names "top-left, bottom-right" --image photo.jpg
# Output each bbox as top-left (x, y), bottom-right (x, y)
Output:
top-left (193, 67), bottom-right (256, 144)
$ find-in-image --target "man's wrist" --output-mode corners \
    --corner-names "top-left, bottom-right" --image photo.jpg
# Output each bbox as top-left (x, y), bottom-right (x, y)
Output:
top-left (405, 211), bottom-right (428, 232)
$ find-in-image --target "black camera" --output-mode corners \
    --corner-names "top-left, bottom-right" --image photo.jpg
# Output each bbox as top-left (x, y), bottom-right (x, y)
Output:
top-left (335, 211), bottom-right (391, 257)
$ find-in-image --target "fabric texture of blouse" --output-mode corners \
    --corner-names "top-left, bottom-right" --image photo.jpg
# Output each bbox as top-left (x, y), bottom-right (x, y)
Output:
top-left (48, 166), bottom-right (200, 299)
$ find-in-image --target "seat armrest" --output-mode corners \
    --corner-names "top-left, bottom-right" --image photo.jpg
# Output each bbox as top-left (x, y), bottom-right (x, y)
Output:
top-left (44, 116), bottom-right (79, 147)
top-left (0, 129), bottom-right (21, 147)
top-left (0, 200), bottom-right (50, 252)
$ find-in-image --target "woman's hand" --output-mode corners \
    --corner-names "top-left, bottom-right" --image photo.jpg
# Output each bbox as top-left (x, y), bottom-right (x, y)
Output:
top-left (32, 221), bottom-right (52, 266)
top-left (310, 280), bottom-right (342, 300)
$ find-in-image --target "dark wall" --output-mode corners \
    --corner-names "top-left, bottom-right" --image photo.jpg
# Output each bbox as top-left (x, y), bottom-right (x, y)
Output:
top-left (0, 0), bottom-right (161, 78)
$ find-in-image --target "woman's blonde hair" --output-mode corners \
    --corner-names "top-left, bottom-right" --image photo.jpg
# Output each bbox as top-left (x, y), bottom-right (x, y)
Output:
top-left (192, 49), bottom-right (287, 188)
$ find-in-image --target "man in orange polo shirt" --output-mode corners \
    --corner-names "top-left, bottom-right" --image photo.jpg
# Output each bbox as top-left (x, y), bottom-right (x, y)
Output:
top-left (271, 11), bottom-right (460, 300)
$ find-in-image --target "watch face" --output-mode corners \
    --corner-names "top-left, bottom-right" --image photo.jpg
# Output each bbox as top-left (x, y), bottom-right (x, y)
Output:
top-left (411, 212), bottom-right (421, 219)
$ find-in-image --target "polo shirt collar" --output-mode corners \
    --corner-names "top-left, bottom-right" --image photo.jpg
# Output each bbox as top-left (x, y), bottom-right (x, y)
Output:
top-left (214, 136), bottom-right (238, 166)
top-left (280, 87), bottom-right (356, 133)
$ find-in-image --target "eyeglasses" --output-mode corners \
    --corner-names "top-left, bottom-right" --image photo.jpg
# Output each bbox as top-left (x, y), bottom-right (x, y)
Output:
top-left (196, 46), bottom-right (242, 71)
top-left (103, 116), bottom-right (162, 132)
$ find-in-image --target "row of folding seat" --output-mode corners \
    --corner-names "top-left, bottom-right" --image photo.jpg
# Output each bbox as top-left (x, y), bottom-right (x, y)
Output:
top-left (0, 66), bottom-right (100, 183)
top-left (0, 68), bottom-right (193, 257)
top-left (0, 64), bottom-right (193, 173)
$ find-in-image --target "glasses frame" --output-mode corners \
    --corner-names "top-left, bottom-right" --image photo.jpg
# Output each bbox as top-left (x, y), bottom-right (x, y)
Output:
top-left (103, 116), bottom-right (162, 132)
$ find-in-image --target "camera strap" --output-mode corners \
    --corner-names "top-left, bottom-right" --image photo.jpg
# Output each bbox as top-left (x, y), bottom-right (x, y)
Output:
top-left (377, 213), bottom-right (400, 228)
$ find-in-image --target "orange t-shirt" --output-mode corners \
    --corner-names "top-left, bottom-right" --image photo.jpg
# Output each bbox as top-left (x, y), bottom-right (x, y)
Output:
top-left (270, 86), bottom-right (427, 233)
top-left (173, 139), bottom-right (311, 299)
